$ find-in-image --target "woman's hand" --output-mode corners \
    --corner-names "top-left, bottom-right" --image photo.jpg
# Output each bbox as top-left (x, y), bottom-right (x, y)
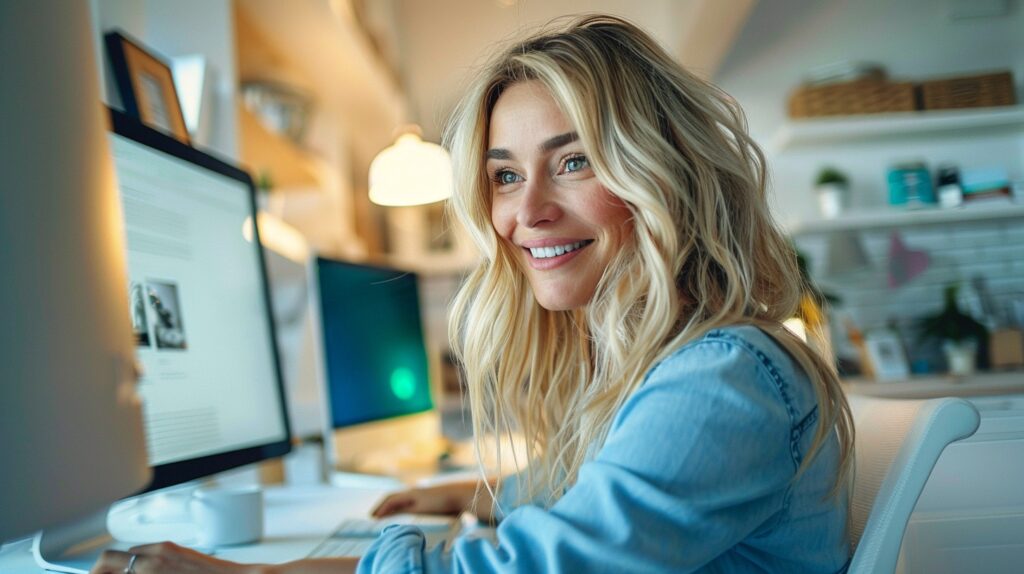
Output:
top-left (89, 542), bottom-right (252, 574)
top-left (371, 481), bottom-right (480, 518)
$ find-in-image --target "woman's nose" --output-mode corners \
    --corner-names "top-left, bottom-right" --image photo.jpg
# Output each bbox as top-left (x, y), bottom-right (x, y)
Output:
top-left (516, 177), bottom-right (562, 228)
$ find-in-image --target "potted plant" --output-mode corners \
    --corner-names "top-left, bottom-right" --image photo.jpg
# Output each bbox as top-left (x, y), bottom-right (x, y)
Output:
top-left (917, 284), bottom-right (988, 376)
top-left (814, 166), bottom-right (849, 219)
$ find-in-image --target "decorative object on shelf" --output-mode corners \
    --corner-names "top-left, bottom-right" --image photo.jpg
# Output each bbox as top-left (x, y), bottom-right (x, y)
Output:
top-left (935, 164), bottom-right (964, 208)
top-left (104, 30), bottom-right (190, 144)
top-left (369, 125), bottom-right (453, 207)
top-left (917, 284), bottom-right (988, 376)
top-left (920, 70), bottom-right (1015, 111)
top-left (823, 231), bottom-right (870, 276)
top-left (814, 166), bottom-right (849, 219)
top-left (887, 161), bottom-right (936, 207)
top-left (425, 202), bottom-right (454, 254)
top-left (887, 231), bottom-right (930, 289)
top-left (240, 81), bottom-right (314, 145)
top-left (789, 248), bottom-right (840, 353)
top-left (960, 166), bottom-right (1014, 205)
top-left (788, 76), bottom-right (916, 118)
top-left (863, 325), bottom-right (911, 382)
top-left (171, 55), bottom-right (215, 145)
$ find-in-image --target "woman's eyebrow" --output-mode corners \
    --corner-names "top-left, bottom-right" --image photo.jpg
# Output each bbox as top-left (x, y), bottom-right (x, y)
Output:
top-left (485, 148), bottom-right (512, 160)
top-left (540, 131), bottom-right (578, 153)
top-left (486, 132), bottom-right (579, 161)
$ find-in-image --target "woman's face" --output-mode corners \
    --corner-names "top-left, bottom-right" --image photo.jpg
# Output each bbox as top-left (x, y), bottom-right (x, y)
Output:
top-left (487, 80), bottom-right (633, 311)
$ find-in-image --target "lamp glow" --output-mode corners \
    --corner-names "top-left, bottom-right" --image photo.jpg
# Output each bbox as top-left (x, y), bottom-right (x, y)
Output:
top-left (369, 131), bottom-right (452, 206)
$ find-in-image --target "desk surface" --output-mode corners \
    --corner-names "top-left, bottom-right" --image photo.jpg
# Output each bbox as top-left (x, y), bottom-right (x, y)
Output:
top-left (0, 483), bottom-right (394, 572)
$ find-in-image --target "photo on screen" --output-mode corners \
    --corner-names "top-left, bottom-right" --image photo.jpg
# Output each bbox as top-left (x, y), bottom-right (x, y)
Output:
top-left (147, 280), bottom-right (188, 350)
top-left (129, 281), bottom-right (151, 347)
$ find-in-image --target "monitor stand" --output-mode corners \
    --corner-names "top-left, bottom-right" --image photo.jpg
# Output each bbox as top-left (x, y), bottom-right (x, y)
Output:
top-left (32, 488), bottom-right (210, 573)
top-left (32, 509), bottom-right (129, 574)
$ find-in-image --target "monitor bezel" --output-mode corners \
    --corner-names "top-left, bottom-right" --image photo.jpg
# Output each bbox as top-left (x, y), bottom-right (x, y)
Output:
top-left (108, 107), bottom-right (292, 493)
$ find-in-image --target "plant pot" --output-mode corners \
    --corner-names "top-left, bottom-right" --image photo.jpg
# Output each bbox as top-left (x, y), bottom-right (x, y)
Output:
top-left (943, 339), bottom-right (978, 376)
top-left (816, 183), bottom-right (847, 219)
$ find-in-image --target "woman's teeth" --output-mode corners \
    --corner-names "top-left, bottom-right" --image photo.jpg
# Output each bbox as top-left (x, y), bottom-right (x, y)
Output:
top-left (529, 241), bottom-right (588, 259)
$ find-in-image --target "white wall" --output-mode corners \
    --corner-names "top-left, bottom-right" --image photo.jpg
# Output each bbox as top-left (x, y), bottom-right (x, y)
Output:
top-left (715, 0), bottom-right (1024, 227)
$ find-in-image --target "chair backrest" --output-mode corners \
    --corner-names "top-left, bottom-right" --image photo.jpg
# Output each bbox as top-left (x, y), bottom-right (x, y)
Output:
top-left (846, 395), bottom-right (980, 574)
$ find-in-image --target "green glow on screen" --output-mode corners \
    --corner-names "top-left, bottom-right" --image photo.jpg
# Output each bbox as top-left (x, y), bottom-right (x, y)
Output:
top-left (390, 367), bottom-right (416, 401)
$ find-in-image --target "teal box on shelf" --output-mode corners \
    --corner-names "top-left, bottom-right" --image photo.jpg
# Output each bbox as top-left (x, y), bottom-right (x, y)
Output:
top-left (888, 163), bottom-right (936, 206)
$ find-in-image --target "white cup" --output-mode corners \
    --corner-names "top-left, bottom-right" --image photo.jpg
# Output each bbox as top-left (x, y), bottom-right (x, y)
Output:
top-left (190, 485), bottom-right (264, 547)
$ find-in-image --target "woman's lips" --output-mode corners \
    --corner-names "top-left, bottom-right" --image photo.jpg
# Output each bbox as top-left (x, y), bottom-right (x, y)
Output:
top-left (522, 240), bottom-right (593, 270)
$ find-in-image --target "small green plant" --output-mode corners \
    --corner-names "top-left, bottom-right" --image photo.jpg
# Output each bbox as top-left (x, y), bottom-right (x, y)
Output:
top-left (917, 284), bottom-right (987, 344)
top-left (815, 166), bottom-right (848, 187)
top-left (256, 170), bottom-right (275, 193)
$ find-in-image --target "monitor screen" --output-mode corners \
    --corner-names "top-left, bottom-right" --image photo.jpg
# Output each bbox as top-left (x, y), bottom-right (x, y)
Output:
top-left (109, 109), bottom-right (291, 491)
top-left (312, 257), bottom-right (433, 428)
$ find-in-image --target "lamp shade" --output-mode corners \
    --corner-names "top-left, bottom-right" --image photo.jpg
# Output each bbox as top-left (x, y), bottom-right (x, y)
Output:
top-left (369, 132), bottom-right (453, 206)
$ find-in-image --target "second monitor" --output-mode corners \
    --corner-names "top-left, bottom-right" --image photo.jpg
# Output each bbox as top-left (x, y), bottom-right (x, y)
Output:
top-left (310, 257), bottom-right (443, 476)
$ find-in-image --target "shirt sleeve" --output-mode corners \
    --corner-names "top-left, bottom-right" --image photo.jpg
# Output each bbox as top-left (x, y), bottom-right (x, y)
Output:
top-left (356, 339), bottom-right (798, 574)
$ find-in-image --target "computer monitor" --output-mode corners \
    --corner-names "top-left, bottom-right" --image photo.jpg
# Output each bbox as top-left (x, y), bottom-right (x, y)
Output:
top-left (309, 257), bottom-right (443, 476)
top-left (107, 108), bottom-right (292, 486)
top-left (0, 2), bottom-right (150, 544)
top-left (263, 247), bottom-right (324, 440)
top-left (31, 109), bottom-right (293, 572)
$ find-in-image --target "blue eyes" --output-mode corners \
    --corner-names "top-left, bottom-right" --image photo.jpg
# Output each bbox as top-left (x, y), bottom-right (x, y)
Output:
top-left (564, 155), bottom-right (589, 173)
top-left (490, 154), bottom-right (589, 187)
top-left (495, 170), bottom-right (522, 185)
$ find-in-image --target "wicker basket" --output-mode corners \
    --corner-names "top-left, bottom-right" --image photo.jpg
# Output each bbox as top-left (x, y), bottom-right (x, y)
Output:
top-left (788, 79), bottom-right (917, 118)
top-left (920, 71), bottom-right (1016, 110)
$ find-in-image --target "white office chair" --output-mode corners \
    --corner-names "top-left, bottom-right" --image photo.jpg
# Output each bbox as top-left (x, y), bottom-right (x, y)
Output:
top-left (846, 395), bottom-right (980, 574)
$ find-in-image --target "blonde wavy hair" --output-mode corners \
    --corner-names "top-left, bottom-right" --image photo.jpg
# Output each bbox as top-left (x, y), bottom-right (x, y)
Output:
top-left (444, 15), bottom-right (854, 510)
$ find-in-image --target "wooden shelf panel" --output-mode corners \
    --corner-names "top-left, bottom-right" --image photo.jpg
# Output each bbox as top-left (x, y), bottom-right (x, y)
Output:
top-left (237, 105), bottom-right (330, 191)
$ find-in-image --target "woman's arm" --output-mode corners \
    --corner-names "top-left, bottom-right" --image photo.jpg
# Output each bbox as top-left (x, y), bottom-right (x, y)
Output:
top-left (358, 339), bottom-right (816, 573)
top-left (371, 478), bottom-right (499, 522)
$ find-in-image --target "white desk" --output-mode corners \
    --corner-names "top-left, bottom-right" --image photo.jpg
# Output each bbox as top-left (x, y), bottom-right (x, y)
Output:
top-left (0, 483), bottom-right (394, 572)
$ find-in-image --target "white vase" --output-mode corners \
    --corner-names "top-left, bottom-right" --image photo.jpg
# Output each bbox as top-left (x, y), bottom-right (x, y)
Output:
top-left (816, 184), bottom-right (847, 219)
top-left (943, 340), bottom-right (978, 377)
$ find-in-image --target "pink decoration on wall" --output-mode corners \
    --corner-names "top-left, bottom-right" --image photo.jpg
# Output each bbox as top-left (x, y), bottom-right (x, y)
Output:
top-left (888, 231), bottom-right (930, 289)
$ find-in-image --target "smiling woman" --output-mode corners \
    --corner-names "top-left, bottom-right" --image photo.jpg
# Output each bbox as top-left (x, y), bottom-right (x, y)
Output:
top-left (92, 14), bottom-right (855, 574)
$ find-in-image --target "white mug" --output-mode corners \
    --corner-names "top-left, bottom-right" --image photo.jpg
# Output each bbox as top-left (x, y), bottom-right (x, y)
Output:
top-left (190, 485), bottom-right (264, 547)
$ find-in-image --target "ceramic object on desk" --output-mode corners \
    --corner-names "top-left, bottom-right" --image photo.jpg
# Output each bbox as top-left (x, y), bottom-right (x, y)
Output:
top-left (190, 485), bottom-right (264, 547)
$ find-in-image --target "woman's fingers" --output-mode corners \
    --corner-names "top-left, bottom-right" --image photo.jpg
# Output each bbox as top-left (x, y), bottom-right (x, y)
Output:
top-left (371, 493), bottom-right (417, 517)
top-left (91, 541), bottom-right (240, 574)
top-left (90, 549), bottom-right (132, 574)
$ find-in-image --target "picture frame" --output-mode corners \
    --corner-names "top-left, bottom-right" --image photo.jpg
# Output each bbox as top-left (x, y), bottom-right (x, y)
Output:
top-left (104, 30), bottom-right (190, 145)
top-left (864, 329), bottom-right (911, 382)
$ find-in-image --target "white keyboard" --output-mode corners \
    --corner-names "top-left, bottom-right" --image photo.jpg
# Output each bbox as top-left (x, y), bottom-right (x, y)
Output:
top-left (306, 515), bottom-right (457, 558)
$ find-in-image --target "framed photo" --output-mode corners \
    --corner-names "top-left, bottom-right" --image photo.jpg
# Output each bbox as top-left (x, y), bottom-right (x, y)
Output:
top-left (864, 329), bottom-right (911, 382)
top-left (104, 31), bottom-right (190, 144)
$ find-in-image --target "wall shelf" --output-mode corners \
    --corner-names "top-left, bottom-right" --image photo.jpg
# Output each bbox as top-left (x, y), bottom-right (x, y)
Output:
top-left (237, 106), bottom-right (333, 192)
top-left (788, 202), bottom-right (1024, 235)
top-left (772, 105), bottom-right (1024, 150)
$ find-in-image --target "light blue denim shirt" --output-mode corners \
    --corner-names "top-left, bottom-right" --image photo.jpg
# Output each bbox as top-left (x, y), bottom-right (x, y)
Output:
top-left (357, 325), bottom-right (850, 573)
